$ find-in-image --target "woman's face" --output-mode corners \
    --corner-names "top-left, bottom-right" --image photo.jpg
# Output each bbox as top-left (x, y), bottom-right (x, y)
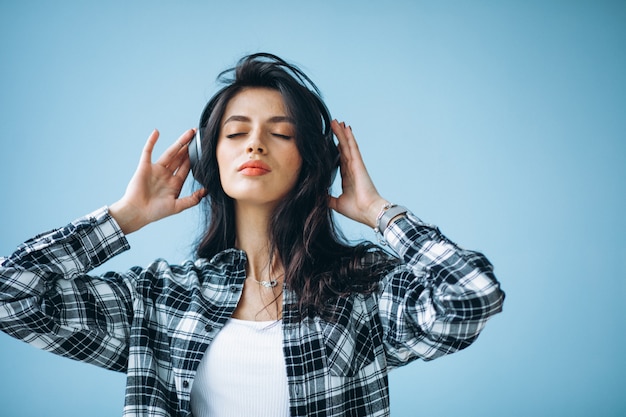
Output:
top-left (216, 87), bottom-right (302, 207)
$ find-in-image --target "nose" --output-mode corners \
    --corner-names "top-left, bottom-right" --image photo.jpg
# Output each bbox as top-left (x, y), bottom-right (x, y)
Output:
top-left (246, 131), bottom-right (266, 155)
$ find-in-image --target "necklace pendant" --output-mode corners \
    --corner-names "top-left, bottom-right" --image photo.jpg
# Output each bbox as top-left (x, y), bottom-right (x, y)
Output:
top-left (258, 279), bottom-right (278, 288)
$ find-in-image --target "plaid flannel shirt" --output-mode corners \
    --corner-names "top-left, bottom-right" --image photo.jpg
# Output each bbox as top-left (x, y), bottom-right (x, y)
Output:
top-left (0, 207), bottom-right (504, 417)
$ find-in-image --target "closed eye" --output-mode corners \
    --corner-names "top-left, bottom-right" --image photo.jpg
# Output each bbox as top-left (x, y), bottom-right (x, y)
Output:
top-left (272, 133), bottom-right (292, 139)
top-left (226, 133), bottom-right (246, 139)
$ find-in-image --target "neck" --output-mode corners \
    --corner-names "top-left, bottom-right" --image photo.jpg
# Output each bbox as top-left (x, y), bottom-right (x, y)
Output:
top-left (234, 202), bottom-right (283, 280)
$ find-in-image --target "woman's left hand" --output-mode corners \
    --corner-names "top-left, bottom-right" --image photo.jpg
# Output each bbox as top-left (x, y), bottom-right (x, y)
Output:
top-left (329, 120), bottom-right (389, 228)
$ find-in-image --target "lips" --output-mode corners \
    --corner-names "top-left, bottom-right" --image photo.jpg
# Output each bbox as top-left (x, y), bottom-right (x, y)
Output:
top-left (238, 160), bottom-right (272, 176)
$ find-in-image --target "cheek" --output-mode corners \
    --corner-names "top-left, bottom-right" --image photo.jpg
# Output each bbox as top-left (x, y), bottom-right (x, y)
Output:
top-left (215, 142), bottom-right (229, 175)
top-left (289, 154), bottom-right (303, 174)
top-left (215, 143), bottom-right (231, 189)
top-left (285, 145), bottom-right (303, 176)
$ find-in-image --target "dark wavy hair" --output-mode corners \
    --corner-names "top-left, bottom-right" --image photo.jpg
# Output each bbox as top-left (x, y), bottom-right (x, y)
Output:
top-left (194, 53), bottom-right (395, 319)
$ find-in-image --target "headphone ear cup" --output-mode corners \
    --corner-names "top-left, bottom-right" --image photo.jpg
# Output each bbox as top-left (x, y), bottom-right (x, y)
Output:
top-left (188, 129), bottom-right (203, 181)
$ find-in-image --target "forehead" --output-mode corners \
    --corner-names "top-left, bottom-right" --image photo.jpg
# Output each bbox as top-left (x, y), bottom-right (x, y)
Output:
top-left (222, 88), bottom-right (288, 121)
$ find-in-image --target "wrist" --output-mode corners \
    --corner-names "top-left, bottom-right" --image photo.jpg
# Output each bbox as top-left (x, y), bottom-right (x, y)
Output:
top-left (366, 197), bottom-right (390, 228)
top-left (108, 200), bottom-right (145, 235)
top-left (373, 203), bottom-right (408, 238)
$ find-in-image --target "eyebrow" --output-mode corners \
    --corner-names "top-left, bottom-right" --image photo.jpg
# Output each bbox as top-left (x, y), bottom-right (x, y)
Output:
top-left (222, 115), bottom-right (296, 125)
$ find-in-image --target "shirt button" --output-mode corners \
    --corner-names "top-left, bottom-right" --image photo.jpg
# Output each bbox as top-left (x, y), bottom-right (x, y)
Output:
top-left (205, 324), bottom-right (213, 332)
top-left (183, 380), bottom-right (189, 388)
top-left (230, 285), bottom-right (238, 292)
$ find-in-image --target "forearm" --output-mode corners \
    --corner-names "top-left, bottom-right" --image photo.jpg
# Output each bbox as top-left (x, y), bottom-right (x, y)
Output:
top-left (0, 207), bottom-right (130, 301)
top-left (0, 208), bottom-right (133, 369)
top-left (387, 212), bottom-right (503, 318)
top-left (380, 211), bottom-right (504, 362)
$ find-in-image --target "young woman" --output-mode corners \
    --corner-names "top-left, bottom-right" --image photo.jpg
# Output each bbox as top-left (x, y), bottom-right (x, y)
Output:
top-left (0, 53), bottom-right (504, 417)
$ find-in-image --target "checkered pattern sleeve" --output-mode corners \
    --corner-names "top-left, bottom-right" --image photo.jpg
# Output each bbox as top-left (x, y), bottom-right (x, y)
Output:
top-left (0, 207), bottom-right (133, 371)
top-left (378, 212), bottom-right (504, 368)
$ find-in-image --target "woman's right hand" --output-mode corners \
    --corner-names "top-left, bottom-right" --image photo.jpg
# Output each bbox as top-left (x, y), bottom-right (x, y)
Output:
top-left (108, 129), bottom-right (206, 234)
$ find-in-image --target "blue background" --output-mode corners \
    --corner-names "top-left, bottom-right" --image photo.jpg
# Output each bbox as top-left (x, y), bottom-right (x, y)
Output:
top-left (1, 1), bottom-right (624, 416)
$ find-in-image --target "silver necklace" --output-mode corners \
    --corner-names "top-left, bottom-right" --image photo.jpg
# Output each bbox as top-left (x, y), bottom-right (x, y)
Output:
top-left (251, 273), bottom-right (284, 289)
top-left (254, 278), bottom-right (279, 288)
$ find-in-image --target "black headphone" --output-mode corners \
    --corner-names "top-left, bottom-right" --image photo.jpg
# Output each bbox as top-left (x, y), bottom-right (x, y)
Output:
top-left (188, 94), bottom-right (218, 184)
top-left (188, 129), bottom-right (203, 182)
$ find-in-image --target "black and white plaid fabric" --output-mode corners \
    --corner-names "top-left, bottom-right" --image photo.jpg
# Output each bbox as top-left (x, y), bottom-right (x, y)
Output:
top-left (0, 208), bottom-right (504, 417)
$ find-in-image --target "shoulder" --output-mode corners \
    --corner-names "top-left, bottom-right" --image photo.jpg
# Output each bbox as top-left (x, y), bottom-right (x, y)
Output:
top-left (130, 248), bottom-right (247, 292)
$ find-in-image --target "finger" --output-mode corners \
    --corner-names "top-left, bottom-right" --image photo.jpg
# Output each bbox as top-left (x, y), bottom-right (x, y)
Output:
top-left (332, 124), bottom-right (353, 182)
top-left (156, 128), bottom-right (196, 167)
top-left (173, 152), bottom-right (192, 181)
top-left (333, 124), bottom-right (354, 179)
top-left (343, 124), bottom-right (367, 170)
top-left (160, 129), bottom-right (195, 167)
top-left (334, 120), bottom-right (369, 181)
top-left (140, 129), bottom-right (160, 164)
top-left (173, 188), bottom-right (207, 213)
top-left (337, 122), bottom-right (370, 177)
top-left (167, 141), bottom-right (192, 173)
top-left (332, 120), bottom-right (352, 162)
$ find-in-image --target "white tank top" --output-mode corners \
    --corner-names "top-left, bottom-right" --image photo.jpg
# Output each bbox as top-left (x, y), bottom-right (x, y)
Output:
top-left (190, 318), bottom-right (290, 417)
